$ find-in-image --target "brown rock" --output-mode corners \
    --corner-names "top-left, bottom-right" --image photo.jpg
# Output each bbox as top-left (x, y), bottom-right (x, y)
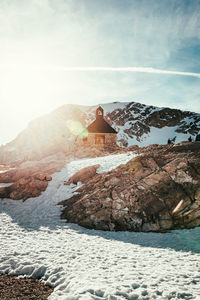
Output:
top-left (0, 186), bottom-right (11, 198)
top-left (65, 164), bottom-right (100, 185)
top-left (0, 156), bottom-right (64, 200)
top-left (45, 175), bottom-right (52, 181)
top-left (35, 173), bottom-right (46, 181)
top-left (0, 274), bottom-right (53, 300)
top-left (104, 176), bottom-right (120, 187)
top-left (60, 142), bottom-right (200, 232)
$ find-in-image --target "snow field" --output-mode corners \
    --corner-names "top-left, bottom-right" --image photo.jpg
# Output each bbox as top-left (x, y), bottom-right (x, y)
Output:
top-left (117, 125), bottom-right (196, 147)
top-left (0, 152), bottom-right (200, 300)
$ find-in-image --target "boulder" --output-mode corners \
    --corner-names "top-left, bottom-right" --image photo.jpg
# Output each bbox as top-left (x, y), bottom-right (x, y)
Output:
top-left (0, 155), bottom-right (65, 200)
top-left (60, 142), bottom-right (200, 232)
top-left (65, 164), bottom-right (100, 185)
top-left (2, 178), bottom-right (48, 200)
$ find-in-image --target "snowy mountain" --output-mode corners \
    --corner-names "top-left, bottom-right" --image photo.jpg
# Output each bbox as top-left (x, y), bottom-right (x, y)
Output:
top-left (0, 101), bottom-right (200, 163)
top-left (102, 101), bottom-right (200, 147)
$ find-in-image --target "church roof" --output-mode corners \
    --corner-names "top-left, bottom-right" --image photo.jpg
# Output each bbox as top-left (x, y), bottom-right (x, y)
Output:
top-left (87, 118), bottom-right (117, 134)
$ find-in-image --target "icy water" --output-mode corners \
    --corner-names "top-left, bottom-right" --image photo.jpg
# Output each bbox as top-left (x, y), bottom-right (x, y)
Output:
top-left (0, 153), bottom-right (200, 300)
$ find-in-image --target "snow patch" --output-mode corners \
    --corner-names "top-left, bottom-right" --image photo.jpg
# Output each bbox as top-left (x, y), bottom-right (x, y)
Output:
top-left (120, 126), bottom-right (195, 147)
top-left (0, 183), bottom-right (13, 188)
top-left (0, 152), bottom-right (200, 300)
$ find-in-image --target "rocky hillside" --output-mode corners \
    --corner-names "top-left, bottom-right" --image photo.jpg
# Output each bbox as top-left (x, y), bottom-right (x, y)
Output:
top-left (105, 102), bottom-right (200, 147)
top-left (60, 142), bottom-right (200, 232)
top-left (0, 101), bottom-right (200, 163)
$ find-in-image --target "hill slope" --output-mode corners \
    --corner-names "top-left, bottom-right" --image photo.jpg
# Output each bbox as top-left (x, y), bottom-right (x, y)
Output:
top-left (0, 101), bottom-right (200, 163)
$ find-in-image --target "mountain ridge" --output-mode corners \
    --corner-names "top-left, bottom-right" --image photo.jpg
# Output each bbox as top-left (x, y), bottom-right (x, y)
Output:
top-left (0, 100), bottom-right (200, 163)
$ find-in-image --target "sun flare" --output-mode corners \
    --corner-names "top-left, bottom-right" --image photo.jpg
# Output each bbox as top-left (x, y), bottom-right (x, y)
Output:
top-left (66, 120), bottom-right (88, 138)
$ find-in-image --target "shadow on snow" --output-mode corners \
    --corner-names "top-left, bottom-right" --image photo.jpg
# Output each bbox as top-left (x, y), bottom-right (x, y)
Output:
top-left (1, 200), bottom-right (199, 254)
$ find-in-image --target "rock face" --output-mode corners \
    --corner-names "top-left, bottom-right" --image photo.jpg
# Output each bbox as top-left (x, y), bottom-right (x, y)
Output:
top-left (0, 154), bottom-right (66, 200)
top-left (60, 142), bottom-right (200, 232)
top-left (65, 164), bottom-right (100, 185)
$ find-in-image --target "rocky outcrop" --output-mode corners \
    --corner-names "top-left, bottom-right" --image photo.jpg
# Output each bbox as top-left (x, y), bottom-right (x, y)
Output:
top-left (0, 146), bottom-right (123, 200)
top-left (65, 164), bottom-right (100, 185)
top-left (0, 154), bottom-right (66, 200)
top-left (60, 142), bottom-right (200, 232)
top-left (0, 178), bottom-right (49, 200)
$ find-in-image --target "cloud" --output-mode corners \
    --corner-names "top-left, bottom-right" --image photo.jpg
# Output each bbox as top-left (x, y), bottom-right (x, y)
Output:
top-left (1, 65), bottom-right (200, 78)
top-left (40, 66), bottom-right (200, 79)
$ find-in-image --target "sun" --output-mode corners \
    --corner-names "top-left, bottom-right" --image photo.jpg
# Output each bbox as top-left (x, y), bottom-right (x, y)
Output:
top-left (0, 61), bottom-right (81, 122)
top-left (0, 44), bottom-right (90, 145)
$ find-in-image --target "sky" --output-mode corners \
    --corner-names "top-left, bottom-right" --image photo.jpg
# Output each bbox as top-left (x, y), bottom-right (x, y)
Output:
top-left (0, 0), bottom-right (200, 145)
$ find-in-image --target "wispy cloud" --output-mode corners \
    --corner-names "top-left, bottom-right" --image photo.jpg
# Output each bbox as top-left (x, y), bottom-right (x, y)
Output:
top-left (39, 66), bottom-right (200, 78)
top-left (1, 65), bottom-right (200, 78)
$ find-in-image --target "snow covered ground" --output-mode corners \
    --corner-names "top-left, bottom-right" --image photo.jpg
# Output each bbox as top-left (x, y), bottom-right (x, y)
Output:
top-left (117, 125), bottom-right (196, 147)
top-left (0, 152), bottom-right (200, 300)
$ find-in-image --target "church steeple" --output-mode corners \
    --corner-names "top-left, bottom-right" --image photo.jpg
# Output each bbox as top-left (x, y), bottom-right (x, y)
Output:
top-left (96, 106), bottom-right (104, 119)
